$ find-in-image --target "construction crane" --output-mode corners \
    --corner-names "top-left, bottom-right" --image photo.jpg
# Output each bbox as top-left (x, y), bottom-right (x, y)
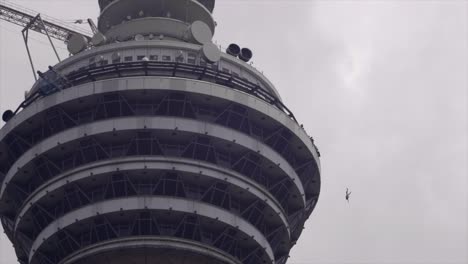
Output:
top-left (0, 0), bottom-right (92, 82)
top-left (0, 0), bottom-right (91, 42)
top-left (0, 0), bottom-right (95, 119)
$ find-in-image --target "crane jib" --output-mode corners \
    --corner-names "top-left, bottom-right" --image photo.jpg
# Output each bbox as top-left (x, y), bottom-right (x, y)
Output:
top-left (0, 0), bottom-right (92, 42)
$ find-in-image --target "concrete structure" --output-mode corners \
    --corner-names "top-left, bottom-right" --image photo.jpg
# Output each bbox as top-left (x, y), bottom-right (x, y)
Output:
top-left (0, 1), bottom-right (321, 263)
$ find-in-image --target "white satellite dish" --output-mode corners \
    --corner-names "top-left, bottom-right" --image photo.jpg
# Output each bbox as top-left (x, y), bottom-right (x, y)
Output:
top-left (135, 34), bottom-right (145, 41)
top-left (201, 42), bottom-right (220, 63)
top-left (189, 21), bottom-right (213, 45)
top-left (67, 34), bottom-right (88, 55)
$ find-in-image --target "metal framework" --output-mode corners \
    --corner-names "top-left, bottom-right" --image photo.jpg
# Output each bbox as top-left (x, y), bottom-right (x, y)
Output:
top-left (33, 212), bottom-right (269, 264)
top-left (0, 91), bottom-right (317, 189)
top-left (18, 61), bottom-right (297, 122)
top-left (0, 0), bottom-right (91, 81)
top-left (4, 131), bottom-right (307, 212)
top-left (21, 14), bottom-right (61, 81)
top-left (0, 0), bottom-right (91, 42)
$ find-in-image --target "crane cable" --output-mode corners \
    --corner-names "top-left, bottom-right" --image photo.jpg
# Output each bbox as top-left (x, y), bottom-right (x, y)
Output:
top-left (0, 23), bottom-right (68, 51)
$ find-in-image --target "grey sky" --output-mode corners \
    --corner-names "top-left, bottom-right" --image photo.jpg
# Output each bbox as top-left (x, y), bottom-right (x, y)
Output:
top-left (0, 0), bottom-right (467, 263)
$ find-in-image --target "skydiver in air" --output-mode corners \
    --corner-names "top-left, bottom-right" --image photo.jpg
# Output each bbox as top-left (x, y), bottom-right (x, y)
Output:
top-left (345, 188), bottom-right (351, 203)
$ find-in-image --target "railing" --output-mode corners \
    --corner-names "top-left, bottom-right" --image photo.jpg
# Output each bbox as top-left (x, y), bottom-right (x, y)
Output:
top-left (38, 61), bottom-right (298, 122)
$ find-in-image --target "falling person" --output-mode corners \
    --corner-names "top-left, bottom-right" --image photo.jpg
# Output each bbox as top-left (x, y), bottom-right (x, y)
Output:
top-left (346, 188), bottom-right (351, 203)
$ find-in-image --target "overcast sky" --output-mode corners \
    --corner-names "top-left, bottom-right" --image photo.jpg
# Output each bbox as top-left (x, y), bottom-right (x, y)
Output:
top-left (0, 0), bottom-right (467, 263)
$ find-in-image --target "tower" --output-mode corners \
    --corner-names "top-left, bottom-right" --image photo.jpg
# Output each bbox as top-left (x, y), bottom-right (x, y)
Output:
top-left (0, 1), bottom-right (321, 263)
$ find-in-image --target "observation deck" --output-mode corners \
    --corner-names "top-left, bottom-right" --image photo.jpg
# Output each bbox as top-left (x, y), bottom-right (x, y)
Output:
top-left (0, 0), bottom-right (321, 264)
top-left (99, 0), bottom-right (216, 13)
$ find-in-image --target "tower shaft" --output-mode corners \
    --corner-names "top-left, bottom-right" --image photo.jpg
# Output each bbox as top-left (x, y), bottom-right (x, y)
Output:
top-left (0, 1), bottom-right (321, 264)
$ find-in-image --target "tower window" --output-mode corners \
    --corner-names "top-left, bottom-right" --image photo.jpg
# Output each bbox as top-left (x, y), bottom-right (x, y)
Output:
top-left (176, 55), bottom-right (184, 63)
top-left (124, 56), bottom-right (133, 62)
top-left (187, 53), bottom-right (196, 64)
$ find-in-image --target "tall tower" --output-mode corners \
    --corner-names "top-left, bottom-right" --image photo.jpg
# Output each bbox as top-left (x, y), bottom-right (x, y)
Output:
top-left (0, 1), bottom-right (321, 264)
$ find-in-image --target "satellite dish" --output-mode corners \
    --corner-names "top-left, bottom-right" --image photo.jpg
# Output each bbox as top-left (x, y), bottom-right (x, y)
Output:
top-left (189, 21), bottom-right (213, 45)
top-left (201, 42), bottom-right (220, 63)
top-left (67, 34), bottom-right (88, 55)
top-left (135, 34), bottom-right (145, 41)
top-left (92, 32), bottom-right (107, 46)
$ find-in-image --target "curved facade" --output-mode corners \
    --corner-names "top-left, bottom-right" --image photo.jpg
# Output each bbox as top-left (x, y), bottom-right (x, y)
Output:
top-left (0, 1), bottom-right (321, 264)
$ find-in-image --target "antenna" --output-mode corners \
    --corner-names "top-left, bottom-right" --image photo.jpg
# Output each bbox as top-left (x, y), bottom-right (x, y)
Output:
top-left (87, 18), bottom-right (99, 34)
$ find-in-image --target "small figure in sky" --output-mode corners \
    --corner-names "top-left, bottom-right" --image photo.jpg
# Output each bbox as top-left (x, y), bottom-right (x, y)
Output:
top-left (345, 188), bottom-right (351, 203)
top-left (73, 19), bottom-right (84, 24)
